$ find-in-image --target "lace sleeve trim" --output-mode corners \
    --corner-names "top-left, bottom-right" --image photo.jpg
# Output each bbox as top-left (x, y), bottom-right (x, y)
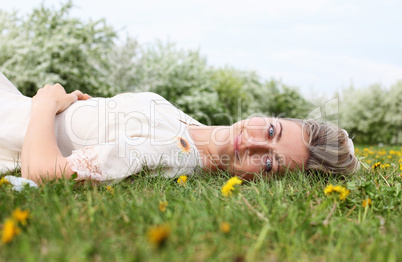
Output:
top-left (66, 147), bottom-right (103, 181)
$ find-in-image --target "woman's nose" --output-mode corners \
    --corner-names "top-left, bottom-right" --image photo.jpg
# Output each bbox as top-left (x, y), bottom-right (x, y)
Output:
top-left (245, 135), bottom-right (272, 154)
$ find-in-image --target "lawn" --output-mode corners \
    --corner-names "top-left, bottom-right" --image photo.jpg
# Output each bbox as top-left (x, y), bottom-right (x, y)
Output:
top-left (1, 145), bottom-right (402, 261)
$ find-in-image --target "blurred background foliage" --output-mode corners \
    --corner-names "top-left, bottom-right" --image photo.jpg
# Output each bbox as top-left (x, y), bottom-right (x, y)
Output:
top-left (0, 2), bottom-right (400, 144)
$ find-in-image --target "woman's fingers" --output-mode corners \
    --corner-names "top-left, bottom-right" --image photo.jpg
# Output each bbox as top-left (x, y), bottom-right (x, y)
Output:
top-left (70, 90), bottom-right (83, 101)
top-left (70, 90), bottom-right (92, 101)
top-left (83, 94), bottom-right (92, 100)
top-left (33, 84), bottom-right (92, 114)
top-left (40, 85), bottom-right (90, 101)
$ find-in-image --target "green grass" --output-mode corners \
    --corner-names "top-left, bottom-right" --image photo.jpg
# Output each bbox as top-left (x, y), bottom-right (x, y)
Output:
top-left (1, 145), bottom-right (402, 262)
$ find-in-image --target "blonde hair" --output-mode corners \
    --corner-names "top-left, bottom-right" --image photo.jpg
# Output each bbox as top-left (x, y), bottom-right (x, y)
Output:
top-left (289, 119), bottom-right (360, 175)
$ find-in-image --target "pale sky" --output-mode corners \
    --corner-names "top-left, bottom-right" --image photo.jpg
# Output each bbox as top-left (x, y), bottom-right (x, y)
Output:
top-left (1, 0), bottom-right (401, 97)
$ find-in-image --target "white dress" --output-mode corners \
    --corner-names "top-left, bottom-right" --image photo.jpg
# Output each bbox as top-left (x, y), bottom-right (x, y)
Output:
top-left (0, 72), bottom-right (203, 182)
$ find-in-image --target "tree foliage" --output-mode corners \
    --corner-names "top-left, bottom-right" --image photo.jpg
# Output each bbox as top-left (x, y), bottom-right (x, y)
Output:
top-left (2, 2), bottom-right (400, 144)
top-left (0, 1), bottom-right (116, 97)
top-left (210, 67), bottom-right (256, 125)
top-left (252, 80), bottom-right (313, 119)
top-left (340, 84), bottom-right (392, 144)
top-left (130, 41), bottom-right (223, 125)
top-left (385, 81), bottom-right (402, 143)
top-left (209, 68), bottom-right (314, 125)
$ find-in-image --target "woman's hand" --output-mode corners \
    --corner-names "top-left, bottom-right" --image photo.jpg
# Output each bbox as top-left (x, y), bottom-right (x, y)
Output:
top-left (32, 83), bottom-right (92, 114)
top-left (22, 83), bottom-right (91, 182)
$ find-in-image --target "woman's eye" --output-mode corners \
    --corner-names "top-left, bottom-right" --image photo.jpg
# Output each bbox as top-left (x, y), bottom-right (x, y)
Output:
top-left (265, 157), bottom-right (272, 172)
top-left (268, 124), bottom-right (275, 138)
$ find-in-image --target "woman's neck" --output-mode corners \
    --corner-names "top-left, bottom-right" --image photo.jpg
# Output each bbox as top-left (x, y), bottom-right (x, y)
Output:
top-left (186, 125), bottom-right (230, 172)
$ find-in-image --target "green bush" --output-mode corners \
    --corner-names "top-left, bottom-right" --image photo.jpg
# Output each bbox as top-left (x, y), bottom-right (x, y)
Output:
top-left (130, 41), bottom-right (223, 125)
top-left (0, 2), bottom-right (316, 128)
top-left (340, 84), bottom-right (391, 144)
top-left (0, 1), bottom-right (116, 97)
top-left (385, 81), bottom-right (402, 143)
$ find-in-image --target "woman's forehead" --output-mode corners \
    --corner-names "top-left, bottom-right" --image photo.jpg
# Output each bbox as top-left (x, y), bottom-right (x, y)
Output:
top-left (277, 119), bottom-right (309, 170)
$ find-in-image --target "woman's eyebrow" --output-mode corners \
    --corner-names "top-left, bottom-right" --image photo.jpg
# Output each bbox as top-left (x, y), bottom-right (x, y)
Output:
top-left (276, 121), bottom-right (283, 143)
top-left (275, 154), bottom-right (281, 173)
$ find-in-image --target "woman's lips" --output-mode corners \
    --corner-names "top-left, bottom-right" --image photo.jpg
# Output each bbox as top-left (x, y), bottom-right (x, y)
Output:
top-left (234, 132), bottom-right (242, 161)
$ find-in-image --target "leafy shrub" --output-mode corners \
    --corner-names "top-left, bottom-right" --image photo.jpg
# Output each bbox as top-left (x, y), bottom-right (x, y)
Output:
top-left (0, 1), bottom-right (116, 97)
top-left (385, 81), bottom-right (402, 143)
top-left (0, 1), bottom-right (347, 137)
top-left (340, 84), bottom-right (391, 144)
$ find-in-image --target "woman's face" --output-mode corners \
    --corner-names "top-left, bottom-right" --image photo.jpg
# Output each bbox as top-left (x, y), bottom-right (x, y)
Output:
top-left (215, 117), bottom-right (309, 179)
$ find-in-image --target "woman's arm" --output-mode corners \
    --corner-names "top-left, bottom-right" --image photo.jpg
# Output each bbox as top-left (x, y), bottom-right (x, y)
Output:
top-left (21, 84), bottom-right (90, 183)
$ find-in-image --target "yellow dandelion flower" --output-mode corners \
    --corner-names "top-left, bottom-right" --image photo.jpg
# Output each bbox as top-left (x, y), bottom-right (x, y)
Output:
top-left (366, 160), bottom-right (372, 164)
top-left (226, 176), bottom-right (242, 186)
top-left (324, 184), bottom-right (350, 201)
top-left (177, 175), bottom-right (188, 186)
top-left (221, 184), bottom-right (234, 197)
top-left (11, 208), bottom-right (30, 226)
top-left (324, 184), bottom-right (335, 195)
top-left (2, 219), bottom-right (21, 244)
top-left (339, 188), bottom-right (350, 201)
top-left (362, 198), bottom-right (372, 208)
top-left (220, 222), bottom-right (231, 233)
top-left (333, 185), bottom-right (343, 192)
top-left (0, 177), bottom-right (10, 186)
top-left (159, 201), bottom-right (168, 212)
top-left (372, 162), bottom-right (381, 170)
top-left (221, 177), bottom-right (243, 197)
top-left (380, 164), bottom-right (390, 169)
top-left (147, 224), bottom-right (171, 247)
top-left (176, 137), bottom-right (191, 154)
top-left (105, 185), bottom-right (115, 195)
